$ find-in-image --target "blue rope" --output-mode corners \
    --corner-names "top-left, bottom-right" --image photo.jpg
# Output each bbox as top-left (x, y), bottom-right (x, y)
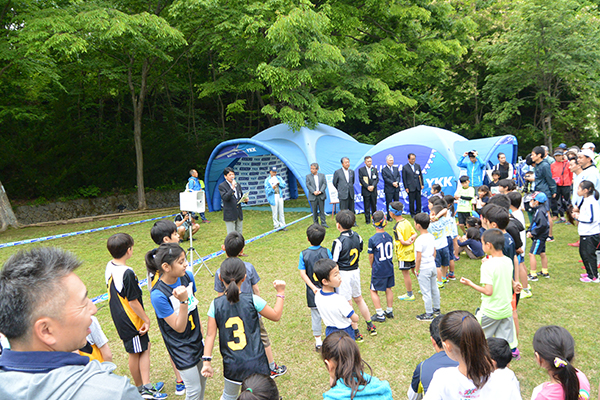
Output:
top-left (92, 213), bottom-right (313, 304)
top-left (0, 214), bottom-right (178, 249)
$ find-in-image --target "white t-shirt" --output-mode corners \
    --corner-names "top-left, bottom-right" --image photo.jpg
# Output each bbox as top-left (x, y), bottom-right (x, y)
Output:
top-left (314, 289), bottom-right (354, 329)
top-left (492, 368), bottom-right (521, 400)
top-left (424, 366), bottom-right (522, 400)
top-left (414, 233), bottom-right (436, 270)
top-left (512, 208), bottom-right (526, 252)
top-left (577, 196), bottom-right (600, 236)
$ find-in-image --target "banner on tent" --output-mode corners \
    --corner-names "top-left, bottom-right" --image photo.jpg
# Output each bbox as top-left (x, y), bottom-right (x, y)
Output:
top-left (353, 145), bottom-right (457, 214)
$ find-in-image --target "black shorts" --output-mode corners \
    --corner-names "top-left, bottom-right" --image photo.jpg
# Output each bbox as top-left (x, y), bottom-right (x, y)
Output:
top-left (529, 238), bottom-right (547, 255)
top-left (370, 275), bottom-right (395, 292)
top-left (398, 260), bottom-right (416, 271)
top-left (457, 212), bottom-right (471, 225)
top-left (123, 334), bottom-right (149, 354)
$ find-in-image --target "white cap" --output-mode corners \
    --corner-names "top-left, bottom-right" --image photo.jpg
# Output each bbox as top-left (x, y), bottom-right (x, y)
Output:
top-left (579, 149), bottom-right (595, 159)
top-left (582, 142), bottom-right (595, 150)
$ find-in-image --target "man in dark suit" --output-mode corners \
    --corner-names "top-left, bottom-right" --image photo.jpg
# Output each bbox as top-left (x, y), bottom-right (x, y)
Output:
top-left (381, 154), bottom-right (401, 221)
top-left (332, 157), bottom-right (355, 214)
top-left (358, 156), bottom-right (379, 224)
top-left (401, 153), bottom-right (424, 217)
top-left (306, 162), bottom-right (329, 227)
top-left (218, 167), bottom-right (247, 239)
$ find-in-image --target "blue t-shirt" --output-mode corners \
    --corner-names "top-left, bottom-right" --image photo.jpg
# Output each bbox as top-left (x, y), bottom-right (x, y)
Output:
top-left (151, 271), bottom-right (197, 319)
top-left (214, 261), bottom-right (260, 294)
top-left (456, 238), bottom-right (485, 258)
top-left (207, 294), bottom-right (267, 318)
top-left (368, 232), bottom-right (394, 278)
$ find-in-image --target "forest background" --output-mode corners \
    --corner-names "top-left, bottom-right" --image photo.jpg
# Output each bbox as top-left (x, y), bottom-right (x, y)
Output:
top-left (2, 0), bottom-right (600, 210)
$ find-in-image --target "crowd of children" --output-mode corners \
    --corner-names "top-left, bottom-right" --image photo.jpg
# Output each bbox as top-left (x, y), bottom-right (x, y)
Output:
top-left (71, 161), bottom-right (598, 400)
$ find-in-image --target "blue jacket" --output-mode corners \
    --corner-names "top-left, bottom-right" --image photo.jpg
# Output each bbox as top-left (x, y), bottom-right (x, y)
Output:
top-left (264, 176), bottom-right (287, 206)
top-left (457, 156), bottom-right (485, 187)
top-left (187, 177), bottom-right (204, 191)
top-left (323, 373), bottom-right (393, 400)
top-left (533, 159), bottom-right (556, 198)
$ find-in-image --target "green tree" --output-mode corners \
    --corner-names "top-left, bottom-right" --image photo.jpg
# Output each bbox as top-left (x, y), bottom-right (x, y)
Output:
top-left (483, 0), bottom-right (600, 149)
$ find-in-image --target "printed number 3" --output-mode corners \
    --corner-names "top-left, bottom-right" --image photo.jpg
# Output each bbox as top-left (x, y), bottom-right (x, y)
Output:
top-left (225, 317), bottom-right (247, 350)
top-left (188, 315), bottom-right (195, 331)
top-left (349, 248), bottom-right (359, 266)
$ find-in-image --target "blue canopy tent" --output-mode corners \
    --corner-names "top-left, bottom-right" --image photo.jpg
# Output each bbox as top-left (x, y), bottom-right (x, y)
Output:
top-left (204, 123), bottom-right (372, 212)
top-left (352, 125), bottom-right (518, 214)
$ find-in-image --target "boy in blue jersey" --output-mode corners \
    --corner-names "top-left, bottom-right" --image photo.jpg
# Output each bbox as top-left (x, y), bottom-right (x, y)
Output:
top-left (526, 192), bottom-right (550, 280)
top-left (298, 223), bottom-right (333, 351)
top-left (368, 211), bottom-right (395, 323)
top-left (331, 210), bottom-right (376, 342)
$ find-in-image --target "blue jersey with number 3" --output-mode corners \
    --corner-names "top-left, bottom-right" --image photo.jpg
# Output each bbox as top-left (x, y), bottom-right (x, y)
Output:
top-left (368, 232), bottom-right (394, 279)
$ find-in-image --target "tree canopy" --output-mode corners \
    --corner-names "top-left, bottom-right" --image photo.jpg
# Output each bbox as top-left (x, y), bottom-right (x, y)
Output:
top-left (2, 0), bottom-right (600, 203)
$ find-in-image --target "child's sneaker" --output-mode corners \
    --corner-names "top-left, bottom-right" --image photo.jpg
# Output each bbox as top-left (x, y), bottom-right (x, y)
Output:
top-left (398, 293), bottom-right (415, 301)
top-left (371, 313), bottom-right (386, 323)
top-left (433, 308), bottom-right (441, 316)
top-left (416, 313), bottom-right (435, 322)
top-left (367, 323), bottom-right (377, 336)
top-left (580, 273), bottom-right (589, 278)
top-left (511, 348), bottom-right (521, 361)
top-left (175, 381), bottom-right (185, 396)
top-left (442, 276), bottom-right (448, 284)
top-left (580, 276), bottom-right (595, 283)
top-left (355, 330), bottom-right (364, 342)
top-left (537, 272), bottom-right (550, 278)
top-left (447, 272), bottom-right (456, 280)
top-left (384, 310), bottom-right (394, 319)
top-left (527, 274), bottom-right (538, 282)
top-left (437, 281), bottom-right (445, 288)
top-left (152, 383), bottom-right (165, 392)
top-left (139, 386), bottom-right (167, 400)
top-left (520, 289), bottom-right (533, 299)
top-left (270, 363), bottom-right (287, 379)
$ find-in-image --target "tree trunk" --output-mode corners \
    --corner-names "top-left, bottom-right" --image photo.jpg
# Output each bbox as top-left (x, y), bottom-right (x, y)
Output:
top-left (129, 58), bottom-right (149, 210)
top-left (0, 180), bottom-right (19, 232)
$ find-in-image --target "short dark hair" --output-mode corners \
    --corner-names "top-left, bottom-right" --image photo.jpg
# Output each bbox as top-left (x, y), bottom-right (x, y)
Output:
top-left (532, 146), bottom-right (545, 158)
top-left (487, 337), bottom-right (512, 369)
top-left (498, 179), bottom-right (516, 191)
top-left (390, 201), bottom-right (403, 213)
top-left (150, 220), bottom-right (178, 245)
top-left (364, 156), bottom-right (372, 161)
top-left (340, 157), bottom-right (349, 164)
top-left (313, 259), bottom-right (337, 284)
top-left (507, 191), bottom-right (523, 209)
top-left (107, 233), bottom-right (134, 259)
top-left (431, 184), bottom-right (442, 193)
top-left (0, 247), bottom-right (81, 342)
top-left (310, 162), bottom-right (319, 170)
top-left (482, 228), bottom-right (504, 250)
top-left (429, 196), bottom-right (445, 207)
top-left (239, 373), bottom-right (279, 400)
top-left (224, 231), bottom-right (245, 257)
top-left (431, 205), bottom-right (444, 215)
top-left (459, 176), bottom-right (470, 184)
top-left (497, 152), bottom-right (505, 159)
top-left (488, 194), bottom-right (511, 210)
top-left (372, 210), bottom-right (385, 225)
top-left (408, 153), bottom-right (416, 159)
top-left (430, 314), bottom-right (444, 348)
top-left (336, 210), bottom-right (355, 230)
top-left (491, 170), bottom-right (501, 177)
top-left (307, 223), bottom-right (326, 246)
top-left (482, 204), bottom-right (509, 230)
top-left (414, 212), bottom-right (430, 229)
top-left (223, 166), bottom-right (234, 176)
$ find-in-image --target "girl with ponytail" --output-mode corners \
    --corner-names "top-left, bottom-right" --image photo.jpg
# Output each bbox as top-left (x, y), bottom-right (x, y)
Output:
top-left (201, 258), bottom-right (286, 400)
top-left (424, 310), bottom-right (521, 399)
top-left (572, 180), bottom-right (600, 282)
top-left (532, 325), bottom-right (590, 400)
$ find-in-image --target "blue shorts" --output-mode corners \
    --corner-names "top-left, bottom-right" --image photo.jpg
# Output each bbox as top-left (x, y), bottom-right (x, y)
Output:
top-left (517, 254), bottom-right (524, 264)
top-left (529, 238), bottom-right (547, 255)
top-left (325, 325), bottom-right (355, 340)
top-left (435, 246), bottom-right (450, 268)
top-left (370, 275), bottom-right (395, 292)
top-left (447, 236), bottom-right (455, 256)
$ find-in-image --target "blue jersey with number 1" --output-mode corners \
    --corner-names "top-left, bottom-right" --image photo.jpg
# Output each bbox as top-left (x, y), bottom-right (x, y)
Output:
top-left (368, 232), bottom-right (394, 279)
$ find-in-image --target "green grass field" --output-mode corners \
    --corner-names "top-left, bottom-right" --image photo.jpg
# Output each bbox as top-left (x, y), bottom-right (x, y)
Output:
top-left (1, 199), bottom-right (598, 399)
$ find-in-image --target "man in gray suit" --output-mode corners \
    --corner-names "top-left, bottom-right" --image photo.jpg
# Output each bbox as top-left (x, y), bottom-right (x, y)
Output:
top-left (306, 163), bottom-right (329, 227)
top-left (332, 157), bottom-right (355, 214)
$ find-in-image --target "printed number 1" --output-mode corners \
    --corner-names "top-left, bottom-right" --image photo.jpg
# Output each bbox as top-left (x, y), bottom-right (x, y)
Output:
top-left (349, 248), bottom-right (359, 266)
top-left (376, 242), bottom-right (393, 261)
top-left (188, 315), bottom-right (195, 331)
top-left (225, 317), bottom-right (247, 350)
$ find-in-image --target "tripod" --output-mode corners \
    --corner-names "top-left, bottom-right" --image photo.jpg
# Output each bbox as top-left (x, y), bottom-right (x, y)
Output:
top-left (184, 213), bottom-right (213, 277)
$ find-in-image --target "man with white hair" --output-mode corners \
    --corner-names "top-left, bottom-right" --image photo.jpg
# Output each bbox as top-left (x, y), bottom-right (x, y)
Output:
top-left (541, 145), bottom-right (555, 165)
top-left (582, 142), bottom-right (600, 169)
top-left (381, 154), bottom-right (401, 221)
